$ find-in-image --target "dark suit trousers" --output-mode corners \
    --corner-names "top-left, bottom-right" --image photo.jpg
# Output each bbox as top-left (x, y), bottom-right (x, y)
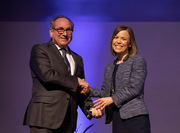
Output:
top-left (112, 110), bottom-right (151, 133)
top-left (30, 127), bottom-right (74, 133)
top-left (30, 104), bottom-right (76, 133)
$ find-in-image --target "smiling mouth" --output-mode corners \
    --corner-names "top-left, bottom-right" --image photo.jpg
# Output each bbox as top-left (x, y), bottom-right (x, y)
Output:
top-left (60, 37), bottom-right (68, 40)
top-left (114, 45), bottom-right (123, 48)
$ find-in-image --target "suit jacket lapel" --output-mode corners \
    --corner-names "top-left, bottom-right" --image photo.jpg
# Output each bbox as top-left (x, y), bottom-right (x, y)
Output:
top-left (47, 40), bottom-right (69, 73)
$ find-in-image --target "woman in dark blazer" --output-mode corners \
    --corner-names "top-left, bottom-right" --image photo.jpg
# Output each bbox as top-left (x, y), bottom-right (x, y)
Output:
top-left (90, 26), bottom-right (151, 133)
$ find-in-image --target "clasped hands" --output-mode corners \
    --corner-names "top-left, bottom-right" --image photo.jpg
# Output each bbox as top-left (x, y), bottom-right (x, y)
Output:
top-left (77, 78), bottom-right (104, 118)
top-left (78, 78), bottom-right (113, 110)
top-left (77, 78), bottom-right (90, 94)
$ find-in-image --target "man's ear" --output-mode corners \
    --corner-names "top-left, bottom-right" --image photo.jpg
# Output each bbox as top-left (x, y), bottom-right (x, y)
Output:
top-left (49, 28), bottom-right (53, 37)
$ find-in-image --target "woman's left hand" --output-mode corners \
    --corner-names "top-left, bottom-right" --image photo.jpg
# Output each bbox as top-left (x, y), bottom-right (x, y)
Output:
top-left (93, 97), bottom-right (113, 110)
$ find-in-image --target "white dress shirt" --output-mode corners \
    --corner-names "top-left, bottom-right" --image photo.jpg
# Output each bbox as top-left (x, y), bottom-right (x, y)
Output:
top-left (55, 44), bottom-right (75, 76)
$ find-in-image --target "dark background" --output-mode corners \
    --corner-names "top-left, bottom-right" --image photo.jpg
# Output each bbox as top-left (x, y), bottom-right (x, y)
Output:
top-left (1, 0), bottom-right (180, 133)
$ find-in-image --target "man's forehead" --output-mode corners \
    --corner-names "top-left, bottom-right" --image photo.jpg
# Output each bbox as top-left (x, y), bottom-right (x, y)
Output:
top-left (55, 18), bottom-right (71, 28)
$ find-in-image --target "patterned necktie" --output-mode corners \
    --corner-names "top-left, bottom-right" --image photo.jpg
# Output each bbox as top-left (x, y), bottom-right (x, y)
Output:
top-left (61, 48), bottom-right (71, 73)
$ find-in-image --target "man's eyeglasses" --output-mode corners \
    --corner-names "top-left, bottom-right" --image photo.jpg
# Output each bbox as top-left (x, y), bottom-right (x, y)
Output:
top-left (52, 28), bottom-right (73, 34)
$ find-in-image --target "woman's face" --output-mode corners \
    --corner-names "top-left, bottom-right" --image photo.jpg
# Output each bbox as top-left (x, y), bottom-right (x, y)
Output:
top-left (112, 30), bottom-right (130, 56)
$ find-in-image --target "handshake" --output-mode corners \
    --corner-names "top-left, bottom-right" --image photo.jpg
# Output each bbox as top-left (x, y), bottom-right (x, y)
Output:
top-left (77, 78), bottom-right (104, 119)
top-left (77, 78), bottom-right (90, 94)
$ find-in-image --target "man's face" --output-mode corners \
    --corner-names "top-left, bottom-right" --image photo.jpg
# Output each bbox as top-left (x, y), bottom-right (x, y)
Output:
top-left (50, 18), bottom-right (73, 48)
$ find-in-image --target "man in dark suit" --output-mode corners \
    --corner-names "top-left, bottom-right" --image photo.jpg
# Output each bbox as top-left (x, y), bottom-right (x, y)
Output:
top-left (23, 15), bottom-right (103, 133)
